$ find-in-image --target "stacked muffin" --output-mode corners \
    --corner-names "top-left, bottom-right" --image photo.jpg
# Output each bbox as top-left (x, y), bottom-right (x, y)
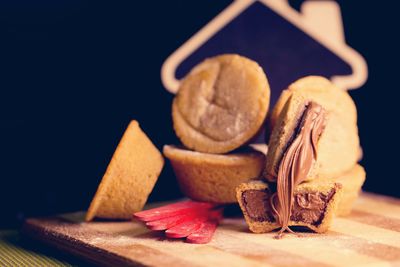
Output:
top-left (236, 76), bottom-right (365, 235)
top-left (165, 54), bottom-right (271, 203)
top-left (167, 57), bottom-right (365, 235)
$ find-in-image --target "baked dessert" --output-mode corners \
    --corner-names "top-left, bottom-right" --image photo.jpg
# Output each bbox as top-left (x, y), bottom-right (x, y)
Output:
top-left (322, 164), bottom-right (366, 216)
top-left (163, 145), bottom-right (265, 203)
top-left (269, 76), bottom-right (340, 129)
top-left (260, 81), bottom-right (360, 236)
top-left (265, 83), bottom-right (359, 182)
top-left (236, 179), bottom-right (342, 235)
top-left (86, 121), bottom-right (164, 221)
top-left (172, 54), bottom-right (270, 154)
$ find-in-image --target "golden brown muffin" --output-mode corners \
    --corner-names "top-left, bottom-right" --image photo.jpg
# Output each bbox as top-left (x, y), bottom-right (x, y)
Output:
top-left (172, 54), bottom-right (270, 154)
top-left (322, 164), bottom-right (366, 216)
top-left (264, 79), bottom-right (359, 182)
top-left (163, 145), bottom-right (265, 203)
top-left (236, 179), bottom-right (342, 234)
top-left (86, 121), bottom-right (164, 221)
top-left (269, 76), bottom-right (338, 129)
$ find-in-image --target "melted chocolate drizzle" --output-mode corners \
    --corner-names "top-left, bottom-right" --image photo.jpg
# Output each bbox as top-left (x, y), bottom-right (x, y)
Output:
top-left (271, 102), bottom-right (326, 238)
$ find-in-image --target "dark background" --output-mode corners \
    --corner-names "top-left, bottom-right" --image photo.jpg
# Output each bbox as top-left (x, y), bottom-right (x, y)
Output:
top-left (1, 0), bottom-right (398, 228)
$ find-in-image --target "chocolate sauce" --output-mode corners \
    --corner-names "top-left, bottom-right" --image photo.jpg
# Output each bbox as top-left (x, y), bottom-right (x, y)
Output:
top-left (272, 102), bottom-right (327, 236)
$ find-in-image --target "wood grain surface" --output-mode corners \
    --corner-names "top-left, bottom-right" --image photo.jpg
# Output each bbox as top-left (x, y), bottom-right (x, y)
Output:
top-left (22, 192), bottom-right (400, 267)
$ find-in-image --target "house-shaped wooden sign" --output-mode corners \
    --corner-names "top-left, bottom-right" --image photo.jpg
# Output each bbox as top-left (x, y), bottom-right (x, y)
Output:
top-left (161, 0), bottom-right (367, 106)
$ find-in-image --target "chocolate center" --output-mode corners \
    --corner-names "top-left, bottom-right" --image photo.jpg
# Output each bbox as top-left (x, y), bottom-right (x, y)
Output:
top-left (242, 189), bottom-right (335, 226)
top-left (291, 190), bottom-right (335, 225)
top-left (242, 190), bottom-right (274, 222)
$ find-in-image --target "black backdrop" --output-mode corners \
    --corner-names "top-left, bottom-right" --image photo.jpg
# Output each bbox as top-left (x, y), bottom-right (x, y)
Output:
top-left (1, 0), bottom-right (399, 227)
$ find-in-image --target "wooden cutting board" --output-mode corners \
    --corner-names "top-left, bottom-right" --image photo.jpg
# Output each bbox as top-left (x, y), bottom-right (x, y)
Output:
top-left (22, 192), bottom-right (400, 267)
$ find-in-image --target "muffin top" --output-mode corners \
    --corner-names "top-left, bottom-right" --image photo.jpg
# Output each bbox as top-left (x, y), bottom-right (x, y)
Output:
top-left (173, 54), bottom-right (270, 154)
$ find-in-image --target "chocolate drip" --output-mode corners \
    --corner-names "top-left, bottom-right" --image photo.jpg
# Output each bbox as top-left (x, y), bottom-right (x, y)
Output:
top-left (271, 102), bottom-right (326, 238)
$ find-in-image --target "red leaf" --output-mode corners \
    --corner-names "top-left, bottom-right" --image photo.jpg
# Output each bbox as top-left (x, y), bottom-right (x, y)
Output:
top-left (186, 220), bottom-right (218, 244)
top-left (146, 211), bottom-right (202, 231)
top-left (165, 217), bottom-right (208, 238)
top-left (134, 201), bottom-right (215, 222)
top-left (133, 200), bottom-right (224, 244)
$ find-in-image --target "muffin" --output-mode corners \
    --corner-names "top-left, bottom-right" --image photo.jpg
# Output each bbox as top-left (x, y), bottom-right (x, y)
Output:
top-left (163, 145), bottom-right (265, 203)
top-left (86, 121), bottom-right (164, 221)
top-left (322, 164), bottom-right (366, 216)
top-left (265, 79), bottom-right (359, 182)
top-left (269, 76), bottom-right (339, 129)
top-left (172, 54), bottom-right (270, 154)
